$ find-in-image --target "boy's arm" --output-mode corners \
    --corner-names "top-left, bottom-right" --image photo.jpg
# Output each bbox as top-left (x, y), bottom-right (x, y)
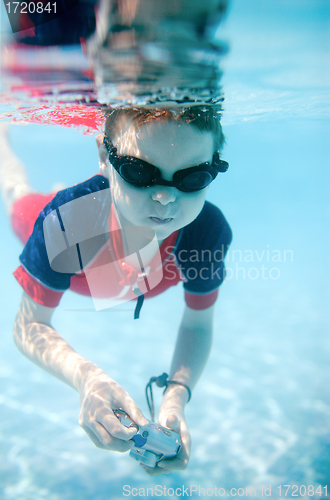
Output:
top-left (14, 292), bottom-right (148, 450)
top-left (144, 302), bottom-right (215, 475)
top-left (168, 302), bottom-right (214, 391)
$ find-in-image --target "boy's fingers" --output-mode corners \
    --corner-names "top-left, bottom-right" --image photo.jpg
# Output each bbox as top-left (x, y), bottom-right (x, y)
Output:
top-left (141, 455), bottom-right (188, 476)
top-left (82, 425), bottom-right (108, 449)
top-left (159, 454), bottom-right (188, 469)
top-left (140, 464), bottom-right (172, 476)
top-left (122, 404), bottom-right (149, 428)
top-left (165, 414), bottom-right (180, 432)
top-left (101, 413), bottom-right (138, 441)
top-left (84, 420), bottom-right (134, 452)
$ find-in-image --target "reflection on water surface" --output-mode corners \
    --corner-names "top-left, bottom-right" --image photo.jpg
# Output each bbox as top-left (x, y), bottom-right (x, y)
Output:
top-left (0, 0), bottom-right (229, 129)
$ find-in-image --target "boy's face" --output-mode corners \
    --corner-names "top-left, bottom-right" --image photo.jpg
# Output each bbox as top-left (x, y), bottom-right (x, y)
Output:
top-left (99, 117), bottom-right (215, 241)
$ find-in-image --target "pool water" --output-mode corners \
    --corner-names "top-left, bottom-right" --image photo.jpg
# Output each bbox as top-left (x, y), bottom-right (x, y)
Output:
top-left (0, 0), bottom-right (330, 499)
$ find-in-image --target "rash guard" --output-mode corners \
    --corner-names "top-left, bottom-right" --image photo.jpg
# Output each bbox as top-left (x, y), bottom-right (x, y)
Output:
top-left (13, 175), bottom-right (232, 311)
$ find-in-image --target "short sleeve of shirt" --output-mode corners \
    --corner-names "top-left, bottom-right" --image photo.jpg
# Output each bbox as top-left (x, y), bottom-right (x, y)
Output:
top-left (174, 201), bottom-right (232, 308)
top-left (14, 175), bottom-right (110, 305)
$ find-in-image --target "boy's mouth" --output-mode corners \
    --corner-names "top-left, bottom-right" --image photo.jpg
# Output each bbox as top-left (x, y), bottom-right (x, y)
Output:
top-left (149, 217), bottom-right (173, 224)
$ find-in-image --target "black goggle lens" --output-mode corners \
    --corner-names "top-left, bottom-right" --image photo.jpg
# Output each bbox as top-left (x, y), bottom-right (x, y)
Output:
top-left (179, 171), bottom-right (214, 191)
top-left (119, 163), bottom-right (154, 184)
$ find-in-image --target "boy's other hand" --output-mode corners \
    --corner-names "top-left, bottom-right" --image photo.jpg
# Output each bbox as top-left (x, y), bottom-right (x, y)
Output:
top-left (141, 386), bottom-right (191, 475)
top-left (78, 371), bottom-right (148, 452)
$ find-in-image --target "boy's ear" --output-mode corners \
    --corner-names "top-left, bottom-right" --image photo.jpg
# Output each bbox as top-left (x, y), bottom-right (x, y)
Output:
top-left (95, 134), bottom-right (108, 171)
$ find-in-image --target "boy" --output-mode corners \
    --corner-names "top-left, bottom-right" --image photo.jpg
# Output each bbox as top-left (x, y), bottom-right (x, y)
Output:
top-left (1, 106), bottom-right (232, 475)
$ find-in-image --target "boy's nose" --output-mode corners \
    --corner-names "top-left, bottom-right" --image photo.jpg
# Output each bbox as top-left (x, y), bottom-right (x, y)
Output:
top-left (151, 187), bottom-right (177, 205)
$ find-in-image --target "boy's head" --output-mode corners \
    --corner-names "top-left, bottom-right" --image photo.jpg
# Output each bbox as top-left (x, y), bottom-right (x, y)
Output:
top-left (97, 105), bottom-right (226, 241)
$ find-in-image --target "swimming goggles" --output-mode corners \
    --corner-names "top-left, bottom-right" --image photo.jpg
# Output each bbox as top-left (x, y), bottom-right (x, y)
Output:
top-left (103, 136), bottom-right (229, 192)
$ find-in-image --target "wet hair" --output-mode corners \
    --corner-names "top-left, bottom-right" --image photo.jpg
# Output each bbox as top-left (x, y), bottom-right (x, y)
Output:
top-left (104, 105), bottom-right (225, 152)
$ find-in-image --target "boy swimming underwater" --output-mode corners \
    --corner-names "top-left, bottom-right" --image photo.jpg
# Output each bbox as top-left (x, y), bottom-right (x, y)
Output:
top-left (0, 106), bottom-right (232, 475)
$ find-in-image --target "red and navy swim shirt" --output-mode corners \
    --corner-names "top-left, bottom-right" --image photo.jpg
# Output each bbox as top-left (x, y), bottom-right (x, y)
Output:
top-left (13, 175), bottom-right (232, 310)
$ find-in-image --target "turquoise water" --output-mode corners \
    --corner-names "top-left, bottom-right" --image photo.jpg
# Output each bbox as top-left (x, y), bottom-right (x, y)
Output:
top-left (0, 0), bottom-right (330, 499)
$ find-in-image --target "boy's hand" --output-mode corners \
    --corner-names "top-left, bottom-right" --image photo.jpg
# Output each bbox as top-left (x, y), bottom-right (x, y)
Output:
top-left (78, 372), bottom-right (148, 452)
top-left (141, 386), bottom-right (191, 475)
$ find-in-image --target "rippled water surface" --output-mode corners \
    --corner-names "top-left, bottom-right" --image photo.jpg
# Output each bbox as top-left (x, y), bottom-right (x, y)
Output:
top-left (0, 0), bottom-right (228, 126)
top-left (0, 0), bottom-right (330, 499)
